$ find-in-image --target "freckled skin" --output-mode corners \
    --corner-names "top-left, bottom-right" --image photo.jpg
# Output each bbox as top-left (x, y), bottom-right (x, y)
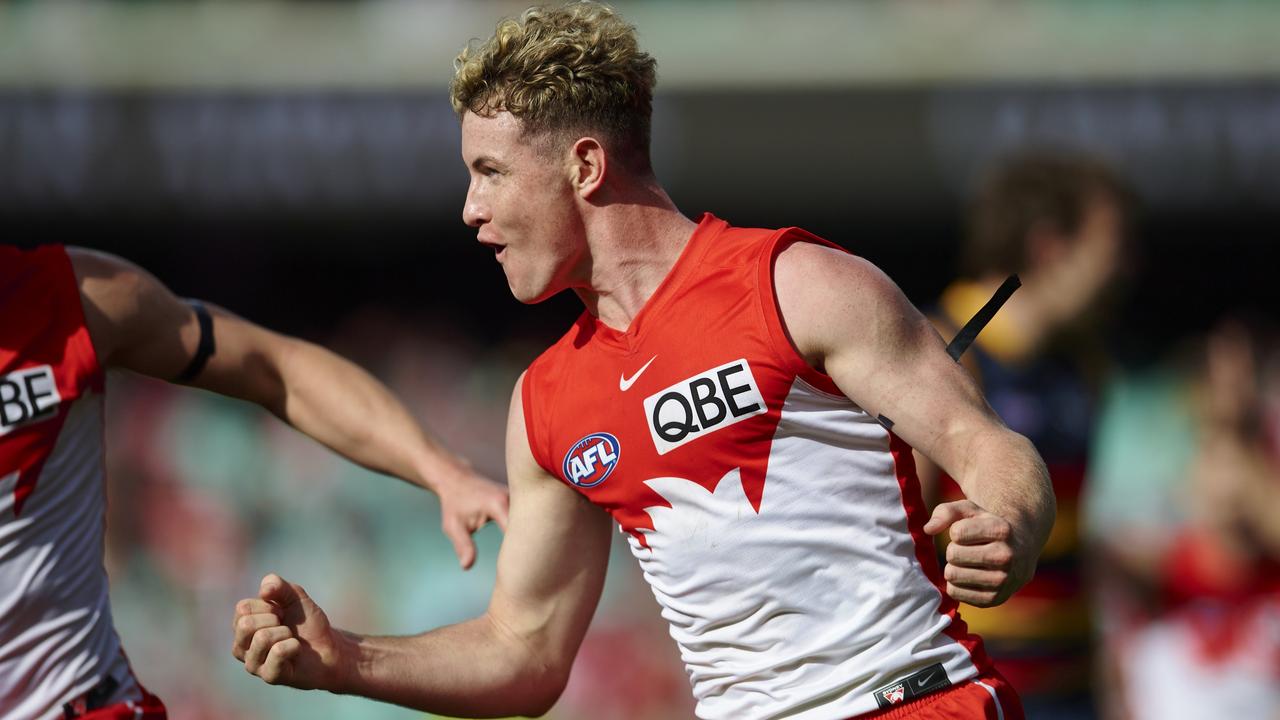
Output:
top-left (460, 112), bottom-right (588, 304)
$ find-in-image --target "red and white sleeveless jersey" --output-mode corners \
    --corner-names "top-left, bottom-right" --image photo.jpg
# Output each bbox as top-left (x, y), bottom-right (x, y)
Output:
top-left (1, 246), bottom-right (142, 719)
top-left (522, 215), bottom-right (994, 719)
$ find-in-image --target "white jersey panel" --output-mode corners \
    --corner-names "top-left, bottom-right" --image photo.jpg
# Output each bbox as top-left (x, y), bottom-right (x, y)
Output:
top-left (1121, 600), bottom-right (1280, 720)
top-left (0, 394), bottom-right (139, 720)
top-left (627, 379), bottom-right (978, 720)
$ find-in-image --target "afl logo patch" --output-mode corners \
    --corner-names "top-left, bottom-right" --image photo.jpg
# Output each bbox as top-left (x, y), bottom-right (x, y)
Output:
top-left (562, 432), bottom-right (620, 488)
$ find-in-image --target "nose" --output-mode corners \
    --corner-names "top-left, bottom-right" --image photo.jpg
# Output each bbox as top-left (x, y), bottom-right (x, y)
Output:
top-left (462, 181), bottom-right (490, 228)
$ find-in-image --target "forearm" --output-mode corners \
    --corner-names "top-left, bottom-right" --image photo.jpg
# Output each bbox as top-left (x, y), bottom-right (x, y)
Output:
top-left (269, 337), bottom-right (468, 493)
top-left (336, 615), bottom-right (565, 717)
top-left (945, 425), bottom-right (1055, 553)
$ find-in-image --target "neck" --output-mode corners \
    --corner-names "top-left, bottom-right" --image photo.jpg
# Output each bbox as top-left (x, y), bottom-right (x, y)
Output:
top-left (572, 181), bottom-right (697, 331)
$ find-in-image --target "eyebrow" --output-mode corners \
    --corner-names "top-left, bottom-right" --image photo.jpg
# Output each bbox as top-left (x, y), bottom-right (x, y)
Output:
top-left (470, 155), bottom-right (505, 172)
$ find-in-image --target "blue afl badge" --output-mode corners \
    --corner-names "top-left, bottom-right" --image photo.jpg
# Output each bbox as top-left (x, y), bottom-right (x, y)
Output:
top-left (562, 432), bottom-right (621, 488)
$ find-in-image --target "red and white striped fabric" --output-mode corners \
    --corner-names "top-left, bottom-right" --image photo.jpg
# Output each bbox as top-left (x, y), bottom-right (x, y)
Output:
top-left (1, 245), bottom-right (161, 719)
top-left (522, 215), bottom-right (999, 719)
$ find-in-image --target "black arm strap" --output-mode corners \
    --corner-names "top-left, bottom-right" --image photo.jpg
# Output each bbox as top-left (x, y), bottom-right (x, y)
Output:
top-left (945, 274), bottom-right (1021, 362)
top-left (875, 274), bottom-right (1021, 430)
top-left (173, 300), bottom-right (216, 384)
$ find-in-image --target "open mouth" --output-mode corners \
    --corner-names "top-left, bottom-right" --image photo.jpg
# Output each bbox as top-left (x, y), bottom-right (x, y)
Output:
top-left (478, 239), bottom-right (506, 261)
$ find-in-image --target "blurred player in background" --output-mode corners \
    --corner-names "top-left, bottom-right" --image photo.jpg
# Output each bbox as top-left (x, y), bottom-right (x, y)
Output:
top-left (0, 244), bottom-right (509, 719)
top-left (919, 152), bottom-right (1133, 719)
top-left (1089, 317), bottom-right (1280, 720)
top-left (231, 3), bottom-right (1055, 718)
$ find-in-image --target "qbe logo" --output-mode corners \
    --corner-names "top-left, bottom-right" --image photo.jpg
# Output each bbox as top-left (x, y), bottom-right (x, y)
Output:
top-left (643, 359), bottom-right (766, 455)
top-left (562, 432), bottom-right (621, 488)
top-left (1, 365), bottom-right (61, 437)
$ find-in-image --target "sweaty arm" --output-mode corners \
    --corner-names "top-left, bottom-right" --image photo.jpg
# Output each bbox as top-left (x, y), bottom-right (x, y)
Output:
top-left (773, 242), bottom-right (1054, 607)
top-left (70, 247), bottom-right (507, 567)
top-left (231, 374), bottom-right (612, 716)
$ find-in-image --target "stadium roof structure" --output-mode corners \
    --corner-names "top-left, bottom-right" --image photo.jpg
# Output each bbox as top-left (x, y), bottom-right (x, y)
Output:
top-left (1, 0), bottom-right (1279, 90)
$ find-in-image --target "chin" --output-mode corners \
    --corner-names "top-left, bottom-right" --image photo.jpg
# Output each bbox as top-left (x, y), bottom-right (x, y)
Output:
top-left (505, 279), bottom-right (544, 305)
top-left (508, 280), bottom-right (561, 305)
top-left (502, 264), bottom-right (562, 304)
top-left (509, 288), bottom-right (541, 305)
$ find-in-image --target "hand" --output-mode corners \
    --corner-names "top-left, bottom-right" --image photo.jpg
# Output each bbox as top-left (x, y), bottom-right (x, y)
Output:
top-left (232, 573), bottom-right (351, 690)
top-left (436, 468), bottom-right (510, 570)
top-left (924, 500), bottom-right (1033, 607)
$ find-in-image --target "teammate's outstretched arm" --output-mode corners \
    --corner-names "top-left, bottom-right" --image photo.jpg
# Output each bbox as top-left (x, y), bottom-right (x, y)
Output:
top-left (231, 374), bottom-right (612, 716)
top-left (773, 241), bottom-right (1055, 608)
top-left (69, 247), bottom-right (508, 567)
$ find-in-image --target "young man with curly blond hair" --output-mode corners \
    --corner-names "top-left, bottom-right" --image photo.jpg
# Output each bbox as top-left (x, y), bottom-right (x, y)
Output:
top-left (231, 3), bottom-right (1054, 718)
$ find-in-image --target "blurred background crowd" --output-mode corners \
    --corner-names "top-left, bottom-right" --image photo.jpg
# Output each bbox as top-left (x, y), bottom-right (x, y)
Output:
top-left (3, 1), bottom-right (1277, 718)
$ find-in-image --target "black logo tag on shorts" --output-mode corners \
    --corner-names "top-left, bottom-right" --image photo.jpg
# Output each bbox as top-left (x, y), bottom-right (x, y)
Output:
top-left (872, 662), bottom-right (951, 709)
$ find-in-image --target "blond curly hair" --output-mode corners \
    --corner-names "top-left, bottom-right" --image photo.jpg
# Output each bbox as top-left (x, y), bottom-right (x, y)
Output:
top-left (451, 1), bottom-right (657, 170)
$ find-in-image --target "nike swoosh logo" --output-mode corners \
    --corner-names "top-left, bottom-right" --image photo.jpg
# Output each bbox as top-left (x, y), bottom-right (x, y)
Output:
top-left (915, 672), bottom-right (938, 688)
top-left (619, 355), bottom-right (658, 392)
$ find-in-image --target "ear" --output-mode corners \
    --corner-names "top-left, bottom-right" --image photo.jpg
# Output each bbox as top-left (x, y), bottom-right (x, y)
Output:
top-left (568, 136), bottom-right (607, 199)
top-left (1026, 219), bottom-right (1069, 269)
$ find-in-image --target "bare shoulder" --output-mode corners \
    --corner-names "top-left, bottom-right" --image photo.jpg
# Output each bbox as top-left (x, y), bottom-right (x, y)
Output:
top-left (66, 247), bottom-right (189, 369)
top-left (66, 246), bottom-right (129, 273)
top-left (773, 239), bottom-right (881, 283)
top-left (504, 372), bottom-right (541, 484)
top-left (66, 247), bottom-right (156, 318)
top-left (772, 240), bottom-right (922, 365)
top-left (505, 372), bottom-right (560, 484)
top-left (504, 371), bottom-right (586, 500)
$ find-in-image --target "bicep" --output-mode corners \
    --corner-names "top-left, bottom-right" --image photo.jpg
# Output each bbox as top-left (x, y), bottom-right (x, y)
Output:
top-left (487, 375), bottom-right (611, 668)
top-left (773, 241), bottom-right (1006, 476)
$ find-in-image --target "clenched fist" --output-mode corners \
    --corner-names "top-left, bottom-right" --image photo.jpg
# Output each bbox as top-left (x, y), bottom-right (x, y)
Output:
top-left (231, 574), bottom-right (351, 691)
top-left (923, 499), bottom-right (1036, 607)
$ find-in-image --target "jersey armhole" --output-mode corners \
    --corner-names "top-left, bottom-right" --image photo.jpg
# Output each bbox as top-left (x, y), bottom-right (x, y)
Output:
top-left (755, 228), bottom-right (846, 396)
top-left (49, 245), bottom-right (106, 393)
top-left (519, 363), bottom-right (557, 478)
